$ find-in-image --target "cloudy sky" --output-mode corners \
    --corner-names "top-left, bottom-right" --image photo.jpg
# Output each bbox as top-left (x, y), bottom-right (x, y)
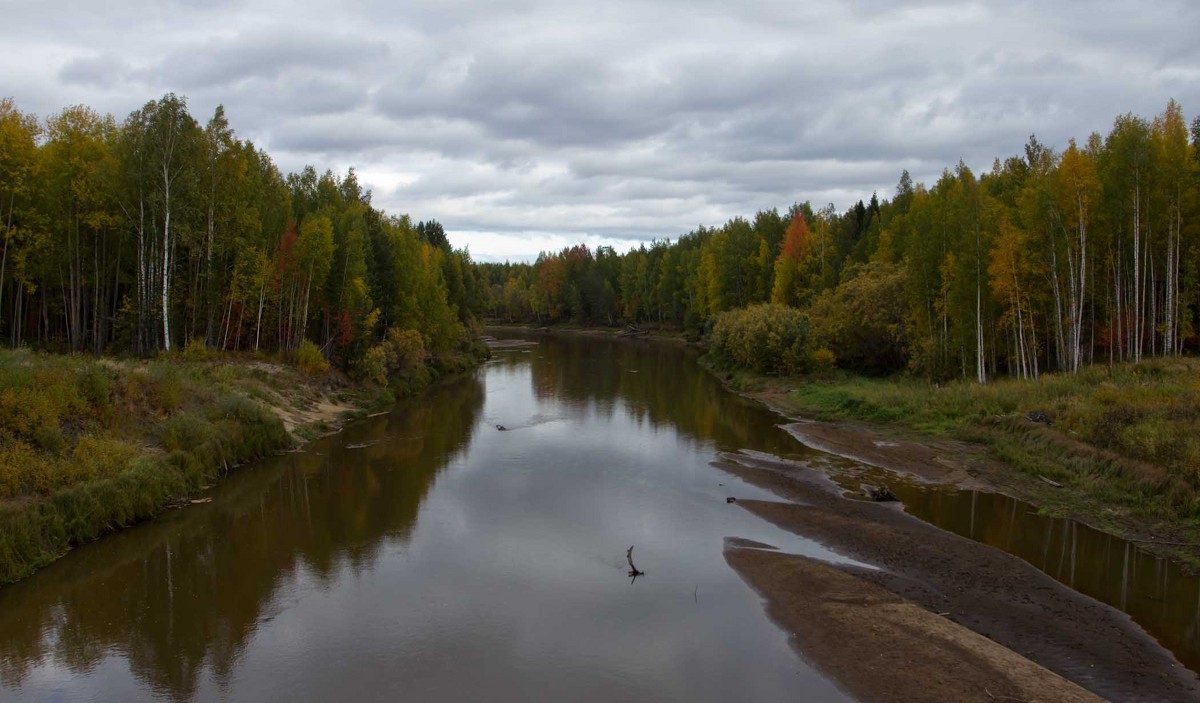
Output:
top-left (3, 0), bottom-right (1197, 261)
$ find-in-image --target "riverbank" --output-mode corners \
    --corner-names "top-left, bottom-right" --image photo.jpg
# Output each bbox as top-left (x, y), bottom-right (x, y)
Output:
top-left (0, 347), bottom-right (481, 586)
top-left (724, 542), bottom-right (1103, 703)
top-left (483, 321), bottom-right (692, 345)
top-left (708, 358), bottom-right (1200, 568)
top-left (718, 448), bottom-right (1200, 700)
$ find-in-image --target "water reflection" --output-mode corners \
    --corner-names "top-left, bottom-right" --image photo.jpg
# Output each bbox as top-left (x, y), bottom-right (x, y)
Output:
top-left (523, 334), bottom-right (804, 458)
top-left (0, 336), bottom-right (848, 702)
top-left (0, 376), bottom-right (484, 700)
top-left (891, 481), bottom-right (1200, 673)
top-left (5, 331), bottom-right (1196, 700)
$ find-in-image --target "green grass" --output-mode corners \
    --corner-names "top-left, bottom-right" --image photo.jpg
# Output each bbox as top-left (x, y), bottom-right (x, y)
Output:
top-left (0, 338), bottom-right (490, 586)
top-left (715, 356), bottom-right (1200, 535)
top-left (0, 350), bottom-right (320, 585)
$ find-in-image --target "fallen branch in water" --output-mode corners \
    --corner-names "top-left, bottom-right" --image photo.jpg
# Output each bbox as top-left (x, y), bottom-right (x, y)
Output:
top-left (626, 545), bottom-right (645, 582)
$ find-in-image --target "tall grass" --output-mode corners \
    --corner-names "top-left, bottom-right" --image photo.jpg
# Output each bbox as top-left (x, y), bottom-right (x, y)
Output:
top-left (760, 358), bottom-right (1200, 523)
top-left (0, 350), bottom-right (293, 585)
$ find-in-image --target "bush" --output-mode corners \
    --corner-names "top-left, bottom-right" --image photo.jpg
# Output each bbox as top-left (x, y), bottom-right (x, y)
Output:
top-left (159, 413), bottom-right (213, 453)
top-left (145, 366), bottom-right (185, 411)
top-left (294, 340), bottom-right (330, 377)
top-left (0, 441), bottom-right (50, 499)
top-left (64, 437), bottom-right (136, 487)
top-left (811, 347), bottom-right (837, 370)
top-left (179, 337), bottom-right (214, 362)
top-left (356, 328), bottom-right (427, 384)
top-left (709, 303), bottom-right (812, 375)
top-left (74, 363), bottom-right (114, 410)
top-left (807, 262), bottom-right (908, 375)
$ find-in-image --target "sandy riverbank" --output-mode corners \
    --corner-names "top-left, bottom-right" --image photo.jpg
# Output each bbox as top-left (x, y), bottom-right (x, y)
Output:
top-left (724, 541), bottom-right (1102, 702)
top-left (717, 447), bottom-right (1200, 701)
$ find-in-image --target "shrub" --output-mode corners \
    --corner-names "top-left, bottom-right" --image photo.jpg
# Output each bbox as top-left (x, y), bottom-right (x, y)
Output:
top-left (356, 328), bottom-right (427, 384)
top-left (74, 363), bottom-right (114, 411)
top-left (0, 378), bottom-right (81, 440)
top-left (145, 366), bottom-right (185, 412)
top-left (807, 262), bottom-right (909, 375)
top-left (179, 337), bottom-right (214, 362)
top-left (709, 303), bottom-right (812, 375)
top-left (0, 441), bottom-right (50, 499)
top-left (159, 413), bottom-right (213, 453)
top-left (361, 345), bottom-right (389, 385)
top-left (811, 347), bottom-right (837, 370)
top-left (64, 437), bottom-right (136, 487)
top-left (294, 340), bottom-right (330, 377)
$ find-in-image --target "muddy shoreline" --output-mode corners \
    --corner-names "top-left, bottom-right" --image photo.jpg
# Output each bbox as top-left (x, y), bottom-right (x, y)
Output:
top-left (719, 449), bottom-right (1200, 701)
top-left (724, 543), bottom-right (1102, 703)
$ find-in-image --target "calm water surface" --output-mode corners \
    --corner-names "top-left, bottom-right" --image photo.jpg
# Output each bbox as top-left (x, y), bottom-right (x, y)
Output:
top-left (0, 334), bottom-right (852, 702)
top-left (3, 332), bottom-right (1199, 701)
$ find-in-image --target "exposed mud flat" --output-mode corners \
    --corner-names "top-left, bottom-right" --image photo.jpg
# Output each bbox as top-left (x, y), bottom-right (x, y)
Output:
top-left (718, 452), bottom-right (1200, 702)
top-left (724, 543), bottom-right (1102, 703)
top-left (781, 419), bottom-right (998, 491)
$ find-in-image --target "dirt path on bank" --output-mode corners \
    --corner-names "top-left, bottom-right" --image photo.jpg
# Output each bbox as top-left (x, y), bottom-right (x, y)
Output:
top-left (719, 451), bottom-right (1200, 701)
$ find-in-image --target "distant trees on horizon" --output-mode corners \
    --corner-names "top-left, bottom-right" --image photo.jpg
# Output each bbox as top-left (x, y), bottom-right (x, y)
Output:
top-left (479, 100), bottom-right (1200, 381)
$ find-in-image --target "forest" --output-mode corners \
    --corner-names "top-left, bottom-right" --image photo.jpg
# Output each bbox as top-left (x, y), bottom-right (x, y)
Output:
top-left (5, 95), bottom-right (1200, 385)
top-left (0, 94), bottom-right (487, 381)
top-left (479, 100), bottom-right (1200, 382)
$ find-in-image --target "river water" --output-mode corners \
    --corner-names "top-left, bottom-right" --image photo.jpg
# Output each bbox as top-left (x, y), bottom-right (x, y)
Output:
top-left (0, 335), bottom-right (856, 702)
top-left (1, 332), bottom-right (1197, 701)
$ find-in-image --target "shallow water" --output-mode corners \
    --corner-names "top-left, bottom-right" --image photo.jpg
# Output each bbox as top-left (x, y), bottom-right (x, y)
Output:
top-left (0, 334), bottom-right (851, 702)
top-left (894, 482), bottom-right (1200, 674)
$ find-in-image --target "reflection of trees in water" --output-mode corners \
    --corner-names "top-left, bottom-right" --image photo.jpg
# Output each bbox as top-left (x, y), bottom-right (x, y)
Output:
top-left (0, 375), bottom-right (484, 700)
top-left (896, 485), bottom-right (1200, 673)
top-left (527, 335), bottom-right (799, 457)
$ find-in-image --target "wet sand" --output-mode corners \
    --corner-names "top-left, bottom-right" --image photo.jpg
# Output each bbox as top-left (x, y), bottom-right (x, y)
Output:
top-left (781, 419), bottom-right (997, 491)
top-left (719, 452), bottom-right (1200, 702)
top-left (725, 543), bottom-right (1101, 703)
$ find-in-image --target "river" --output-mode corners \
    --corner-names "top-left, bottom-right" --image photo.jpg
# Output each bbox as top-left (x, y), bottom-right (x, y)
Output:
top-left (0, 332), bottom-right (1197, 701)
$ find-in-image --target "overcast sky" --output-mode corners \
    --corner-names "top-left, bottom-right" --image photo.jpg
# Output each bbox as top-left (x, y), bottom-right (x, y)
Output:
top-left (3, 0), bottom-right (1197, 261)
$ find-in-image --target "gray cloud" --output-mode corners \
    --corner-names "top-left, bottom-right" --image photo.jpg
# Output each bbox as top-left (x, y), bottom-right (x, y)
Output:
top-left (2, 0), bottom-right (1197, 260)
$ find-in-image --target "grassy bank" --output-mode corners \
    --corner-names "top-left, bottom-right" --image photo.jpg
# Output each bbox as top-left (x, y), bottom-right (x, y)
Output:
top-left (0, 346), bottom-right (483, 586)
top-left (711, 357), bottom-right (1200, 550)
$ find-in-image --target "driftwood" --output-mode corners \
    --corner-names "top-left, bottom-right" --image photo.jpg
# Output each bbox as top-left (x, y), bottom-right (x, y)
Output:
top-left (618, 324), bottom-right (648, 338)
top-left (1026, 410), bottom-right (1053, 426)
top-left (1038, 475), bottom-right (1063, 488)
top-left (864, 485), bottom-right (897, 502)
top-left (496, 424), bottom-right (508, 431)
top-left (626, 545), bottom-right (645, 582)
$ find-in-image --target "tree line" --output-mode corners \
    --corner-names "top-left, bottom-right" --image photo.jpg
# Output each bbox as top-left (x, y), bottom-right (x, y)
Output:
top-left (478, 100), bottom-right (1200, 380)
top-left (0, 95), bottom-right (486, 377)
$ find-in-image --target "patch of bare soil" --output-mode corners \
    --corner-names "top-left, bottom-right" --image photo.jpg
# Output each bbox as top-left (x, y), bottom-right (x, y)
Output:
top-left (719, 453), bottom-right (1200, 702)
top-left (782, 418), bottom-right (997, 491)
top-left (237, 363), bottom-right (358, 440)
top-left (725, 543), bottom-right (1102, 703)
top-left (271, 397), bottom-right (357, 439)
